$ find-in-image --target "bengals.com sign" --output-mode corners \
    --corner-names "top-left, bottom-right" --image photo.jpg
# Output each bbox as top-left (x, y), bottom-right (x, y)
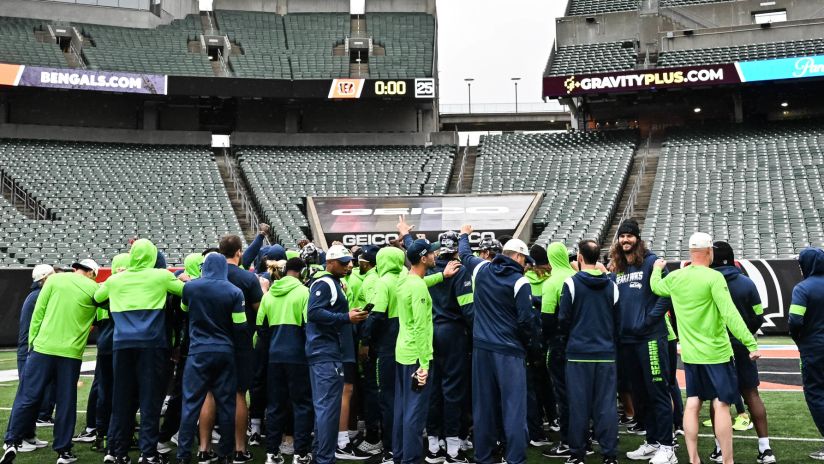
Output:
top-left (328, 78), bottom-right (365, 99)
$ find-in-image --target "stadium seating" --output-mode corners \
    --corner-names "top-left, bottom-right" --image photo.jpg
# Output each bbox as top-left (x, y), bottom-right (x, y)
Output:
top-left (285, 13), bottom-right (350, 79)
top-left (658, 38), bottom-right (824, 67)
top-left (367, 13), bottom-right (435, 79)
top-left (547, 42), bottom-right (636, 76)
top-left (237, 146), bottom-right (454, 246)
top-left (80, 15), bottom-right (214, 76)
top-left (567, 0), bottom-right (640, 16)
top-left (0, 17), bottom-right (66, 68)
top-left (472, 132), bottom-right (636, 247)
top-left (645, 122), bottom-right (824, 259)
top-left (0, 139), bottom-right (242, 267)
top-left (216, 10), bottom-right (291, 80)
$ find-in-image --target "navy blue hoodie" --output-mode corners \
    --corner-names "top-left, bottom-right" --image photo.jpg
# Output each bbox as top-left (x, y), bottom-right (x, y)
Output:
top-left (472, 255), bottom-right (539, 358)
top-left (458, 233), bottom-right (487, 274)
top-left (714, 265), bottom-right (764, 349)
top-left (17, 283), bottom-right (41, 359)
top-left (182, 254), bottom-right (248, 356)
top-left (790, 248), bottom-right (824, 355)
top-left (428, 256), bottom-right (474, 325)
top-left (611, 251), bottom-right (670, 344)
top-left (305, 271), bottom-right (351, 364)
top-left (559, 270), bottom-right (619, 361)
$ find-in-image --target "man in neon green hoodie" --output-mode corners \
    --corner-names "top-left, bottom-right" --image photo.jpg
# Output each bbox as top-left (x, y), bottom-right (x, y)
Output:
top-left (540, 243), bottom-right (578, 459)
top-left (94, 239), bottom-right (184, 464)
top-left (3, 259), bottom-right (100, 464)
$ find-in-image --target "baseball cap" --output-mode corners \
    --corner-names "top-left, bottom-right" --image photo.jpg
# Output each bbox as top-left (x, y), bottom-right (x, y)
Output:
top-left (72, 259), bottom-right (100, 276)
top-left (406, 239), bottom-right (440, 265)
top-left (359, 245), bottom-right (379, 264)
top-left (688, 232), bottom-right (713, 249)
top-left (503, 239), bottom-right (536, 265)
top-left (326, 244), bottom-right (353, 263)
top-left (262, 245), bottom-right (287, 261)
top-left (32, 264), bottom-right (54, 282)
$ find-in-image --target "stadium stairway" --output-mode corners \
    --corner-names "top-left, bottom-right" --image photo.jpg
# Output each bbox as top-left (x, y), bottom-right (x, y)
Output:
top-left (215, 149), bottom-right (260, 243)
top-left (447, 146), bottom-right (478, 194)
top-left (602, 137), bottom-right (661, 253)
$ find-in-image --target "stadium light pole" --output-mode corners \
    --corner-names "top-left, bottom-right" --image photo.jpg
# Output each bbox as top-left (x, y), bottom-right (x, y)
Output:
top-left (464, 78), bottom-right (474, 114)
top-left (511, 77), bottom-right (521, 113)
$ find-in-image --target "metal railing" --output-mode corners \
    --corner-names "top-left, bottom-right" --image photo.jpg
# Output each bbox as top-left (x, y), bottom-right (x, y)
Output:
top-left (612, 135), bottom-right (651, 242)
top-left (217, 49), bottom-right (229, 76)
top-left (221, 151), bottom-right (267, 244)
top-left (69, 39), bottom-right (86, 70)
top-left (455, 145), bottom-right (468, 194)
top-left (439, 101), bottom-right (568, 115)
top-left (0, 170), bottom-right (53, 221)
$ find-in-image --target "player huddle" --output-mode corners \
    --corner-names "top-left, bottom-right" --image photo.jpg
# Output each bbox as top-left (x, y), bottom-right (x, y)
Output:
top-left (3, 217), bottom-right (824, 464)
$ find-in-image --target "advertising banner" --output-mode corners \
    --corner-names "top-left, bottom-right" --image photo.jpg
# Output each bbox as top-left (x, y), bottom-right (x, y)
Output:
top-left (0, 63), bottom-right (167, 95)
top-left (737, 54), bottom-right (824, 83)
top-left (543, 63), bottom-right (740, 97)
top-left (307, 194), bottom-right (543, 249)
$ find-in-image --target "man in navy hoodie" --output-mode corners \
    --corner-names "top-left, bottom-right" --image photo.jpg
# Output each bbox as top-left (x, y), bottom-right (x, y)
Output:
top-left (709, 242), bottom-right (775, 464)
top-left (471, 237), bottom-right (539, 464)
top-left (607, 219), bottom-right (675, 464)
top-left (789, 247), bottom-right (824, 461)
top-left (176, 253), bottom-right (247, 464)
top-left (306, 245), bottom-right (368, 464)
top-left (558, 239), bottom-right (619, 464)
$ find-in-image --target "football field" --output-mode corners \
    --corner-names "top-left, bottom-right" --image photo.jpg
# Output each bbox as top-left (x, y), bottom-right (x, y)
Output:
top-left (0, 338), bottom-right (820, 463)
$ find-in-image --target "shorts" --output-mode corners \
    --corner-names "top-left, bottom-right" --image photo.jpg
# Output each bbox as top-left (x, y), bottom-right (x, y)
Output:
top-left (343, 362), bottom-right (357, 384)
top-left (684, 360), bottom-right (739, 405)
top-left (733, 345), bottom-right (760, 390)
top-left (236, 351), bottom-right (255, 393)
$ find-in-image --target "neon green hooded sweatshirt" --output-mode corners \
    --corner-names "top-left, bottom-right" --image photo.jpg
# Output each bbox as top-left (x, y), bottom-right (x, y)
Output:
top-left (29, 271), bottom-right (99, 359)
top-left (541, 243), bottom-right (576, 348)
top-left (395, 272), bottom-right (434, 370)
top-left (258, 275), bottom-right (309, 363)
top-left (94, 239), bottom-right (184, 349)
top-left (183, 253), bottom-right (204, 279)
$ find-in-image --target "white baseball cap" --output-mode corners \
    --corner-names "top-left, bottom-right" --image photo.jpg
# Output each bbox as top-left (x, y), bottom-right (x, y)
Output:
top-left (502, 239), bottom-right (536, 265)
top-left (32, 264), bottom-right (54, 282)
top-left (326, 245), bottom-right (353, 263)
top-left (688, 232), bottom-right (714, 249)
top-left (72, 259), bottom-right (100, 276)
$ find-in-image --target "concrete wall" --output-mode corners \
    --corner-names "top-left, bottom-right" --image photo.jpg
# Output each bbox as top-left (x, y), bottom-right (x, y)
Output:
top-left (286, 0), bottom-right (349, 13)
top-left (364, 0), bottom-right (434, 14)
top-left (211, 0), bottom-right (277, 12)
top-left (662, 0), bottom-right (824, 29)
top-left (0, 123), bottom-right (211, 144)
top-left (0, 0), bottom-right (197, 27)
top-left (662, 18), bottom-right (824, 51)
top-left (232, 131), bottom-right (427, 146)
top-left (555, 11), bottom-right (641, 46)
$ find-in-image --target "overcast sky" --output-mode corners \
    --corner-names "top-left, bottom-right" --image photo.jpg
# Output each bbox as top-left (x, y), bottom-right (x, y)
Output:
top-left (436, 0), bottom-right (568, 106)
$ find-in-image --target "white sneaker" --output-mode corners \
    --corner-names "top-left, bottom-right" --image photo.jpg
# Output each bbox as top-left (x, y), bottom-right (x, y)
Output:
top-left (356, 439), bottom-right (382, 455)
top-left (103, 455), bottom-right (115, 463)
top-left (170, 432), bottom-right (178, 446)
top-left (210, 430), bottom-right (220, 444)
top-left (16, 440), bottom-right (36, 453)
top-left (626, 442), bottom-right (659, 461)
top-left (279, 440), bottom-right (294, 456)
top-left (650, 446), bottom-right (678, 464)
top-left (156, 441), bottom-right (174, 454)
top-left (265, 453), bottom-right (284, 464)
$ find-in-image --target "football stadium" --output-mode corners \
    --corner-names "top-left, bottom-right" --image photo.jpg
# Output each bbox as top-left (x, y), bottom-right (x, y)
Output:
top-left (0, 0), bottom-right (822, 463)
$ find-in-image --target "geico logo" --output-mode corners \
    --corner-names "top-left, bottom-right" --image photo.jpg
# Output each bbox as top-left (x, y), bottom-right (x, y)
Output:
top-left (467, 231), bottom-right (496, 243)
top-left (342, 234), bottom-right (400, 246)
top-left (331, 207), bottom-right (509, 216)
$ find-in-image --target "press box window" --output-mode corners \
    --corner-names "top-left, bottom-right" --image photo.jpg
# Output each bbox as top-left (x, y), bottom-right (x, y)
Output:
top-left (753, 10), bottom-right (787, 24)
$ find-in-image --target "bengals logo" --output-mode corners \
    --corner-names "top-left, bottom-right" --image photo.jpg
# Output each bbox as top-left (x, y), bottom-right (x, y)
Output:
top-left (328, 79), bottom-right (365, 99)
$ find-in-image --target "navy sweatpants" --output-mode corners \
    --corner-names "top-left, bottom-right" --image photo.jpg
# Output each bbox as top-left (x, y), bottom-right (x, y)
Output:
top-left (5, 352), bottom-right (81, 452)
top-left (427, 322), bottom-right (469, 440)
top-left (377, 353), bottom-right (396, 450)
top-left (801, 352), bottom-right (824, 437)
top-left (473, 348), bottom-right (528, 464)
top-left (362, 351), bottom-right (381, 440)
top-left (94, 353), bottom-right (113, 435)
top-left (266, 362), bottom-right (313, 456)
top-left (393, 363), bottom-right (432, 464)
top-left (177, 352), bottom-right (236, 461)
top-left (309, 361), bottom-right (344, 464)
top-left (625, 338), bottom-right (674, 446)
top-left (566, 361), bottom-right (618, 459)
top-left (667, 340), bottom-right (684, 429)
top-left (108, 348), bottom-right (168, 458)
top-left (547, 344), bottom-right (569, 443)
top-left (7, 354), bottom-right (55, 440)
top-left (249, 328), bottom-right (271, 424)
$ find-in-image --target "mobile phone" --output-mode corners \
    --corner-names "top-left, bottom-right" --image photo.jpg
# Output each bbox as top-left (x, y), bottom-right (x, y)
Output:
top-left (362, 303), bottom-right (374, 313)
top-left (411, 364), bottom-right (425, 392)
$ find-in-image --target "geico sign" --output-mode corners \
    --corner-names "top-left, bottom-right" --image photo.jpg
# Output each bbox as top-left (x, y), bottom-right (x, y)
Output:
top-left (331, 207), bottom-right (509, 216)
top-left (341, 231), bottom-right (496, 247)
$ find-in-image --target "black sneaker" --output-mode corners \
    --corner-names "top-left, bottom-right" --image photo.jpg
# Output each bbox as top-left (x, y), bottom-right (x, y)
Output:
top-left (627, 424), bottom-right (647, 435)
top-left (757, 449), bottom-right (777, 464)
top-left (1, 443), bottom-right (18, 464)
top-left (563, 457), bottom-right (584, 464)
top-left (91, 436), bottom-right (106, 453)
top-left (549, 418), bottom-right (561, 432)
top-left (56, 451), bottom-right (78, 464)
top-left (529, 436), bottom-right (553, 447)
top-left (113, 457), bottom-right (132, 464)
top-left (425, 448), bottom-right (447, 463)
top-left (138, 454), bottom-right (168, 464)
top-left (618, 414), bottom-right (636, 427)
top-left (708, 448), bottom-right (723, 463)
top-left (248, 433), bottom-right (261, 447)
top-left (336, 443), bottom-right (371, 461)
top-left (197, 450), bottom-right (218, 464)
top-left (445, 449), bottom-right (473, 463)
top-left (379, 450), bottom-right (394, 464)
top-left (294, 454), bottom-right (312, 464)
top-left (35, 418), bottom-right (55, 428)
top-left (232, 451), bottom-right (253, 464)
top-left (72, 429), bottom-right (97, 443)
top-left (602, 457), bottom-right (618, 464)
top-left (542, 443), bottom-right (572, 459)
